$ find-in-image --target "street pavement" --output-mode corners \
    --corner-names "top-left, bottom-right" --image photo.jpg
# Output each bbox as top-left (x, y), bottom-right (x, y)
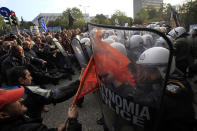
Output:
top-left (42, 69), bottom-right (103, 131)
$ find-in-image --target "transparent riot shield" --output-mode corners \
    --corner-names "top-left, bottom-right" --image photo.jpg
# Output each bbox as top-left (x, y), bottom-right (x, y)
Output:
top-left (53, 38), bottom-right (72, 67)
top-left (88, 23), bottom-right (174, 131)
top-left (71, 38), bottom-right (89, 68)
top-left (84, 44), bottom-right (93, 59)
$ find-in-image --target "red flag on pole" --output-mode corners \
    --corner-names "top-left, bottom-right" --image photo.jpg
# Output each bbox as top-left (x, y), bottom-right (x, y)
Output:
top-left (72, 56), bottom-right (99, 105)
top-left (93, 30), bottom-right (137, 88)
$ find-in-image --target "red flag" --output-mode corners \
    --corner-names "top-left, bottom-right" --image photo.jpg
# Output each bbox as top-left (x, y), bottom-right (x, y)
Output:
top-left (93, 30), bottom-right (136, 88)
top-left (72, 56), bottom-right (99, 105)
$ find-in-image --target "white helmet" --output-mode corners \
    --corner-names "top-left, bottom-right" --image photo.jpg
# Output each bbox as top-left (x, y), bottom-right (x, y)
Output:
top-left (111, 42), bottom-right (127, 56)
top-left (103, 38), bottom-right (115, 44)
top-left (102, 30), bottom-right (115, 39)
top-left (167, 35), bottom-right (174, 43)
top-left (137, 47), bottom-right (176, 78)
top-left (116, 30), bottom-right (125, 38)
top-left (168, 27), bottom-right (186, 39)
top-left (146, 24), bottom-right (155, 29)
top-left (106, 30), bottom-right (115, 36)
top-left (154, 37), bottom-right (168, 49)
top-left (154, 35), bottom-right (174, 48)
top-left (190, 27), bottom-right (197, 35)
top-left (108, 35), bottom-right (119, 42)
top-left (90, 28), bottom-right (98, 37)
top-left (82, 32), bottom-right (89, 38)
top-left (146, 24), bottom-right (151, 28)
top-left (142, 34), bottom-right (154, 49)
top-left (126, 35), bottom-right (144, 49)
top-left (80, 38), bottom-right (90, 46)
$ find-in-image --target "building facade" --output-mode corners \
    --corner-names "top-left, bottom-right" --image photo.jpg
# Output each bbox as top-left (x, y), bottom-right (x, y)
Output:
top-left (32, 13), bottom-right (95, 25)
top-left (32, 13), bottom-right (62, 26)
top-left (133, 0), bottom-right (163, 18)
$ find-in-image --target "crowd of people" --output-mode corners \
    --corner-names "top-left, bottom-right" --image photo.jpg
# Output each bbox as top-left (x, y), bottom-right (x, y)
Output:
top-left (0, 28), bottom-right (84, 131)
top-left (0, 24), bottom-right (197, 131)
top-left (0, 29), bottom-right (82, 85)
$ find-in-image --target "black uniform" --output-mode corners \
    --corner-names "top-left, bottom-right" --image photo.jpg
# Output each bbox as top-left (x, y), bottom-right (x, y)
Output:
top-left (174, 35), bottom-right (193, 75)
top-left (160, 72), bottom-right (195, 130)
top-left (0, 115), bottom-right (81, 131)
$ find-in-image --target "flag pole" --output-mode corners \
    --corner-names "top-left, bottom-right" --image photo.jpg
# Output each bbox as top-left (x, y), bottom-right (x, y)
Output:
top-left (72, 56), bottom-right (93, 105)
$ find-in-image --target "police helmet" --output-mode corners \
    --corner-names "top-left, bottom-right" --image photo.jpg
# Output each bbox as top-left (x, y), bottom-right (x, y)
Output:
top-left (80, 38), bottom-right (90, 46)
top-left (154, 37), bottom-right (168, 49)
top-left (103, 38), bottom-right (115, 44)
top-left (111, 42), bottom-right (127, 56)
top-left (82, 32), bottom-right (89, 38)
top-left (136, 47), bottom-right (175, 78)
top-left (168, 27), bottom-right (186, 39)
top-left (142, 34), bottom-right (154, 49)
top-left (108, 35), bottom-right (119, 42)
top-left (126, 35), bottom-right (144, 49)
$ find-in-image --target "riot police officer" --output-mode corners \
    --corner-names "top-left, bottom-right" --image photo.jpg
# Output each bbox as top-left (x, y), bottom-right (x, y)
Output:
top-left (125, 35), bottom-right (145, 61)
top-left (168, 27), bottom-right (192, 75)
top-left (136, 47), bottom-right (196, 130)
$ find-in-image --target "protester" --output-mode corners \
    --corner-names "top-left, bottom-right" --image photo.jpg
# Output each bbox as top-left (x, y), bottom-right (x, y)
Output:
top-left (6, 66), bottom-right (79, 119)
top-left (1, 45), bottom-right (56, 85)
top-left (1, 22), bottom-right (197, 131)
top-left (0, 87), bottom-right (82, 131)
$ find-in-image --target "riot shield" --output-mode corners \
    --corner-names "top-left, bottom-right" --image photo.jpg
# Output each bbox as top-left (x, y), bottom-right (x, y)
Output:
top-left (52, 38), bottom-right (71, 67)
top-left (79, 37), bottom-right (93, 61)
top-left (71, 38), bottom-right (88, 68)
top-left (88, 23), bottom-right (174, 131)
top-left (84, 44), bottom-right (92, 59)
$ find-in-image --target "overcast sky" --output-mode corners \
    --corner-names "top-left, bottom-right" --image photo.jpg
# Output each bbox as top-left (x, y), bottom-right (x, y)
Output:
top-left (0, 0), bottom-right (185, 21)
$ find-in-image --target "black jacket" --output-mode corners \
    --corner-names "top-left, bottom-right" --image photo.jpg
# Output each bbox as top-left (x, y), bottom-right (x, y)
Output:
top-left (24, 49), bottom-right (44, 65)
top-left (32, 43), bottom-right (56, 58)
top-left (1, 55), bottom-right (33, 82)
top-left (0, 115), bottom-right (81, 131)
top-left (1, 55), bottom-right (46, 84)
top-left (174, 36), bottom-right (193, 74)
top-left (159, 72), bottom-right (196, 131)
top-left (23, 80), bottom-right (80, 119)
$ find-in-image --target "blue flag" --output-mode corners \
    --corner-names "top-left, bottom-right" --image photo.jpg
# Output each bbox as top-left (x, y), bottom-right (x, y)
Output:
top-left (40, 16), bottom-right (47, 32)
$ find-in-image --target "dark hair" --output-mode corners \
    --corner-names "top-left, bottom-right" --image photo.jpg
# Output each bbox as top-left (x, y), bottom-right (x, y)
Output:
top-left (7, 66), bottom-right (28, 85)
top-left (10, 45), bottom-right (20, 56)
